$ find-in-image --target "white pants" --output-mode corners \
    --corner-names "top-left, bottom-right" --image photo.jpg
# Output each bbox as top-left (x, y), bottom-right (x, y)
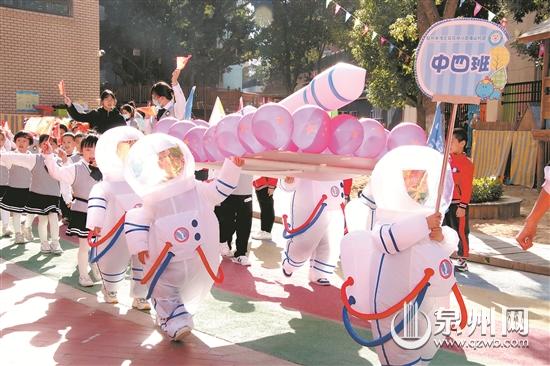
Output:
top-left (37, 213), bottom-right (59, 243)
top-left (0, 209), bottom-right (9, 229)
top-left (284, 210), bottom-right (344, 277)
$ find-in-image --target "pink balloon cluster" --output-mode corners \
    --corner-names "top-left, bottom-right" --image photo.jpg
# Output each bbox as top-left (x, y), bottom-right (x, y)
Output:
top-left (159, 104), bottom-right (427, 163)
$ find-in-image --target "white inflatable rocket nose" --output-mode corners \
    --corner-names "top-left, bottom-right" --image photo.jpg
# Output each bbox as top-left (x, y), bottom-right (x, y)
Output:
top-left (95, 126), bottom-right (144, 181)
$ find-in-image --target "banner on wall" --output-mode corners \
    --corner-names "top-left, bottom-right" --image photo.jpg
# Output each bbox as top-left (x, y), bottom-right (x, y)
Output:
top-left (16, 90), bottom-right (39, 112)
top-left (415, 18), bottom-right (509, 104)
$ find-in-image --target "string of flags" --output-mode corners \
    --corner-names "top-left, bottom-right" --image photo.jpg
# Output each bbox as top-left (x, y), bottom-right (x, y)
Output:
top-left (325, 0), bottom-right (412, 63)
top-left (458, 0), bottom-right (497, 22)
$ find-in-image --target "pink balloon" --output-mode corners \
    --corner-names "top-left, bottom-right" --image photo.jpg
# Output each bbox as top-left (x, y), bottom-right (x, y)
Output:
top-left (153, 117), bottom-right (178, 134)
top-left (193, 119), bottom-right (209, 127)
top-left (328, 114), bottom-right (364, 155)
top-left (168, 121), bottom-right (196, 141)
top-left (240, 105), bottom-right (257, 115)
top-left (238, 112), bottom-right (265, 154)
top-left (183, 126), bottom-right (208, 162)
top-left (354, 118), bottom-right (387, 158)
top-left (291, 105), bottom-right (330, 153)
top-left (216, 114), bottom-right (247, 157)
top-left (284, 140), bottom-right (299, 152)
top-left (203, 125), bottom-right (225, 162)
top-left (252, 103), bottom-right (293, 150)
top-left (387, 122), bottom-right (427, 150)
top-left (374, 130), bottom-right (390, 161)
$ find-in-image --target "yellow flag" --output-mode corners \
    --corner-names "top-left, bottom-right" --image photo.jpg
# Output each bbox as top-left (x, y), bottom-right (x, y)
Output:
top-left (209, 97), bottom-right (226, 125)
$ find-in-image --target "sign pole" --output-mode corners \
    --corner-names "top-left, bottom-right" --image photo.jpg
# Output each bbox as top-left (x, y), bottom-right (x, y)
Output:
top-left (435, 102), bottom-right (458, 213)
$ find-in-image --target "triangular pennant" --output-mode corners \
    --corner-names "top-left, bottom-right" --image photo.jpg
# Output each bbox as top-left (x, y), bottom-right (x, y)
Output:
top-left (488, 10), bottom-right (496, 21)
top-left (389, 43), bottom-right (396, 53)
top-left (539, 42), bottom-right (545, 58)
top-left (398, 50), bottom-right (403, 58)
top-left (380, 36), bottom-right (387, 46)
top-left (334, 4), bottom-right (341, 14)
top-left (459, 0), bottom-right (466, 7)
top-left (362, 24), bottom-right (369, 35)
top-left (371, 31), bottom-right (377, 41)
top-left (345, 11), bottom-right (351, 22)
top-left (473, 2), bottom-right (482, 16)
top-left (325, 0), bottom-right (331, 8)
top-left (209, 97), bottom-right (226, 125)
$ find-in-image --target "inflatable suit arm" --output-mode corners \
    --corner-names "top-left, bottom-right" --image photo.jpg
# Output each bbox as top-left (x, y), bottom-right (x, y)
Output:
top-left (86, 183), bottom-right (107, 230)
top-left (0, 152), bottom-right (36, 170)
top-left (197, 158), bottom-right (241, 207)
top-left (124, 207), bottom-right (153, 256)
top-left (371, 214), bottom-right (430, 254)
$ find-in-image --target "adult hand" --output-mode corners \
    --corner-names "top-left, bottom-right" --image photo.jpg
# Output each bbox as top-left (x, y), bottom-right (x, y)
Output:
top-left (284, 176), bottom-right (295, 184)
top-left (426, 212), bottom-right (442, 230)
top-left (63, 95), bottom-right (72, 107)
top-left (138, 250), bottom-right (150, 265)
top-left (230, 156), bottom-right (244, 167)
top-left (456, 207), bottom-right (466, 218)
top-left (516, 223), bottom-right (535, 250)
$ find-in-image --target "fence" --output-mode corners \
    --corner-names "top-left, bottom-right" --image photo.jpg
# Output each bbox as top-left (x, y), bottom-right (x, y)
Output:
top-left (501, 80), bottom-right (542, 127)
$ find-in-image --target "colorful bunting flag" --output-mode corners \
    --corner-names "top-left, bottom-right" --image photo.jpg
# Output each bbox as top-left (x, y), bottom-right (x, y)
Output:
top-left (459, 0), bottom-right (466, 6)
top-left (362, 24), bottom-right (369, 35)
top-left (325, 0), bottom-right (331, 8)
top-left (334, 4), bottom-right (341, 14)
top-left (473, 2), bottom-right (482, 16)
top-left (345, 11), bottom-right (351, 22)
top-left (380, 36), bottom-right (387, 46)
top-left (371, 31), bottom-right (377, 41)
top-left (539, 43), bottom-right (545, 58)
top-left (488, 10), bottom-right (496, 21)
top-left (184, 86), bottom-right (195, 120)
top-left (209, 97), bottom-right (226, 126)
top-left (389, 43), bottom-right (396, 53)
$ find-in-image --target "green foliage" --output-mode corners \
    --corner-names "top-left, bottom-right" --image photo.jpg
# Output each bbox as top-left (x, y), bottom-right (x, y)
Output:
top-left (471, 177), bottom-right (504, 203)
top-left (100, 0), bottom-right (256, 86)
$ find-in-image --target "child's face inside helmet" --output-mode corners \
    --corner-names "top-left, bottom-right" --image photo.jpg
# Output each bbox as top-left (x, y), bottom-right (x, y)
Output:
top-left (158, 146), bottom-right (185, 181)
top-left (116, 140), bottom-right (136, 162)
top-left (402, 170), bottom-right (429, 205)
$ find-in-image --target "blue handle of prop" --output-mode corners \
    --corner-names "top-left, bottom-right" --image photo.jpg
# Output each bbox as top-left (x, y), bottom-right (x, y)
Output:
top-left (89, 224), bottom-right (124, 263)
top-left (283, 203), bottom-right (327, 239)
top-left (342, 283), bottom-right (430, 347)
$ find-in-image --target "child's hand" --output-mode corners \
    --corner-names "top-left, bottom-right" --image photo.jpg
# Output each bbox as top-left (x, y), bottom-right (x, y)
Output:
top-left (456, 207), bottom-right (466, 218)
top-left (91, 227), bottom-right (102, 237)
top-left (429, 227), bottom-right (444, 242)
top-left (426, 212), bottom-right (442, 230)
top-left (230, 156), bottom-right (244, 167)
top-left (138, 250), bottom-right (150, 265)
top-left (41, 141), bottom-right (53, 155)
top-left (284, 176), bottom-right (295, 184)
top-left (57, 148), bottom-right (67, 163)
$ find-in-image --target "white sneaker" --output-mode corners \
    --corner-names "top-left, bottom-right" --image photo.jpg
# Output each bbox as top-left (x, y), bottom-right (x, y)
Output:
top-left (40, 242), bottom-right (52, 254)
top-left (78, 275), bottom-right (94, 287)
top-left (309, 270), bottom-right (331, 286)
top-left (2, 227), bottom-right (13, 237)
top-left (252, 231), bottom-right (272, 240)
top-left (173, 326), bottom-right (193, 341)
top-left (24, 227), bottom-right (33, 242)
top-left (231, 255), bottom-right (250, 266)
top-left (219, 242), bottom-right (232, 257)
top-left (101, 286), bottom-right (118, 304)
top-left (91, 263), bottom-right (101, 281)
top-left (14, 233), bottom-right (25, 244)
top-left (50, 241), bottom-right (63, 255)
top-left (132, 298), bottom-right (151, 310)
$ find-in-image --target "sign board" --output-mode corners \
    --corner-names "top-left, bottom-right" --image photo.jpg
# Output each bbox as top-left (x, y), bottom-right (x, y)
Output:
top-left (16, 90), bottom-right (39, 112)
top-left (415, 18), bottom-right (509, 104)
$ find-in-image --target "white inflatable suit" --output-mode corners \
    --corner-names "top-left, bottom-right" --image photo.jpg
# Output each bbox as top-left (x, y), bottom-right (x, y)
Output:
top-left (86, 126), bottom-right (148, 306)
top-left (340, 146), bottom-right (466, 366)
top-left (280, 178), bottom-right (345, 284)
top-left (124, 133), bottom-right (241, 341)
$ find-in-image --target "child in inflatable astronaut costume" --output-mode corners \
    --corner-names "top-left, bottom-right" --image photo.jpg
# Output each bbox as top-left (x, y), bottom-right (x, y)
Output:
top-left (86, 126), bottom-right (150, 309)
top-left (280, 176), bottom-right (346, 286)
top-left (341, 145), bottom-right (465, 366)
top-left (124, 133), bottom-right (243, 341)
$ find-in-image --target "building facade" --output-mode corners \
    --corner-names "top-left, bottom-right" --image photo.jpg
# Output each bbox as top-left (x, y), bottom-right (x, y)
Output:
top-left (0, 0), bottom-right (99, 127)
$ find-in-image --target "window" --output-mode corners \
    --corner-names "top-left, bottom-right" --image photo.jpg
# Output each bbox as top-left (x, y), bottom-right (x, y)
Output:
top-left (0, 0), bottom-right (72, 16)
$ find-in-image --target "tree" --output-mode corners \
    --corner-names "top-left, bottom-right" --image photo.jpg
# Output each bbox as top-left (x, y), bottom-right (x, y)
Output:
top-left (100, 0), bottom-right (257, 88)
top-left (347, 0), bottom-right (550, 129)
top-left (256, 0), bottom-right (352, 94)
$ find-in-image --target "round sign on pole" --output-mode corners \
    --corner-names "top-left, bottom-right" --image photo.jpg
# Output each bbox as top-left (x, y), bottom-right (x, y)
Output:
top-left (415, 18), bottom-right (509, 104)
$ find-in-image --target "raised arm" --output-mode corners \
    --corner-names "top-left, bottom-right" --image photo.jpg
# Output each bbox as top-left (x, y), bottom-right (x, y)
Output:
top-left (43, 152), bottom-right (76, 185)
top-left (0, 152), bottom-right (36, 170)
top-left (171, 68), bottom-right (186, 120)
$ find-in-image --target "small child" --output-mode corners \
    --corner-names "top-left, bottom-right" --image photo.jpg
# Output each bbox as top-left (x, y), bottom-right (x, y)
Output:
top-left (0, 129), bottom-right (13, 237)
top-left (42, 134), bottom-right (102, 286)
top-left (251, 176), bottom-right (277, 241)
top-left (1, 134), bottom-right (64, 253)
top-left (444, 128), bottom-right (474, 272)
top-left (0, 131), bottom-right (34, 244)
top-left (124, 134), bottom-right (242, 341)
top-left (74, 133), bottom-right (84, 155)
top-left (215, 174), bottom-right (254, 265)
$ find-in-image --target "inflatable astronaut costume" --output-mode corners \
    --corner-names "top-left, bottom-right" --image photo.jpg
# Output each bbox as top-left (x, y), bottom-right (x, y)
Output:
top-left (280, 178), bottom-right (346, 285)
top-left (340, 146), bottom-right (467, 365)
top-left (124, 133), bottom-right (241, 341)
top-left (86, 126), bottom-right (149, 309)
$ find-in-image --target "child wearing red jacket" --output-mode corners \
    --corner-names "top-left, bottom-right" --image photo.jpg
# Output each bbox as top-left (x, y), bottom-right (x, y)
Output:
top-left (444, 128), bottom-right (474, 272)
top-left (251, 177), bottom-right (277, 241)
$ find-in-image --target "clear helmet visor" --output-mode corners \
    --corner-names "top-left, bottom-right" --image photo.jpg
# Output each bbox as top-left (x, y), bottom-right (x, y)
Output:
top-left (95, 126), bottom-right (144, 180)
